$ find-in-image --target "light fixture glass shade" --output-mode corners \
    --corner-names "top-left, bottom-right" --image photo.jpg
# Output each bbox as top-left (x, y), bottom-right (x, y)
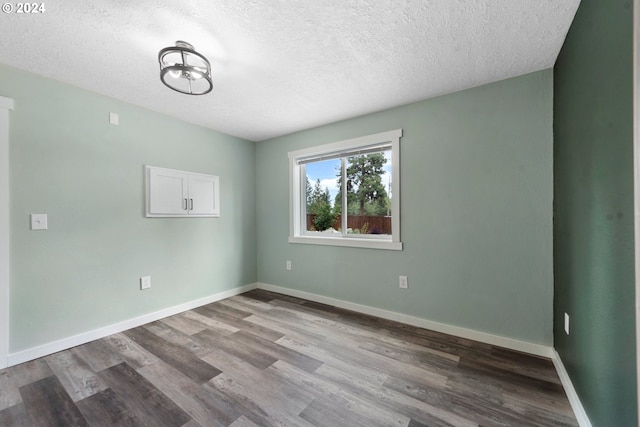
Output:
top-left (158, 41), bottom-right (212, 95)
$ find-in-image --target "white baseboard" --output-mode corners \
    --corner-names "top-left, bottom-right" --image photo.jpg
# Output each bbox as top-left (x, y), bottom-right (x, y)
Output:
top-left (256, 282), bottom-right (554, 358)
top-left (6, 282), bottom-right (258, 367)
top-left (551, 350), bottom-right (593, 427)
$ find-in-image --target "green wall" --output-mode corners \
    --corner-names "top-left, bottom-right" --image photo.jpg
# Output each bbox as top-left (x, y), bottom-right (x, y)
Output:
top-left (1, 64), bottom-right (257, 353)
top-left (553, 0), bottom-right (637, 425)
top-left (256, 70), bottom-right (554, 345)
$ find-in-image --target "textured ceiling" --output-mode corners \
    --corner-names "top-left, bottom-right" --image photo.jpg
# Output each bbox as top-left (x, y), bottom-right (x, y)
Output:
top-left (0, 1), bottom-right (580, 141)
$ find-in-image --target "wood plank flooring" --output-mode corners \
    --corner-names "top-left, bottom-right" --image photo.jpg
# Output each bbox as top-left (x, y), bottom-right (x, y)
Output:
top-left (0, 289), bottom-right (579, 426)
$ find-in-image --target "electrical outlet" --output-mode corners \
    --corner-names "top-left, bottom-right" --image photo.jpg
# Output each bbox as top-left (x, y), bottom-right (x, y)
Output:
top-left (399, 275), bottom-right (408, 289)
top-left (140, 276), bottom-right (151, 290)
top-left (564, 313), bottom-right (570, 335)
top-left (286, 260), bottom-right (292, 271)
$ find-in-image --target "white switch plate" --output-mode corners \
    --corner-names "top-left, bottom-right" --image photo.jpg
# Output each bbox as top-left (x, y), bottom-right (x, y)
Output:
top-left (109, 112), bottom-right (119, 125)
top-left (286, 260), bottom-right (292, 271)
top-left (30, 214), bottom-right (48, 230)
top-left (140, 276), bottom-right (151, 290)
top-left (564, 312), bottom-right (570, 335)
top-left (399, 275), bottom-right (408, 289)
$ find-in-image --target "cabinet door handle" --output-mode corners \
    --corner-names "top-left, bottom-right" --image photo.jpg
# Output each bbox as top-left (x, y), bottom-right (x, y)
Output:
top-left (190, 199), bottom-right (194, 210)
top-left (184, 198), bottom-right (188, 210)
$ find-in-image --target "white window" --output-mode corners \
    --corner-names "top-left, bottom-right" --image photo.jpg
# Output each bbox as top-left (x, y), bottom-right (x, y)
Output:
top-left (288, 129), bottom-right (402, 250)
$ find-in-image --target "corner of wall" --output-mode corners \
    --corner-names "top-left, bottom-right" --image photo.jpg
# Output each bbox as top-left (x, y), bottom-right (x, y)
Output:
top-left (0, 95), bottom-right (15, 369)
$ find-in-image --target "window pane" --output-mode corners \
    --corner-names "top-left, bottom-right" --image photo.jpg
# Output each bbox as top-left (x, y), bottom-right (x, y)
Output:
top-left (344, 150), bottom-right (392, 235)
top-left (305, 158), bottom-right (341, 233)
top-left (289, 128), bottom-right (401, 249)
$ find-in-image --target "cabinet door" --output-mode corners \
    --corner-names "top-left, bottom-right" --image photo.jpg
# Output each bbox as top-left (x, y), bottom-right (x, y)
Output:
top-left (188, 174), bottom-right (219, 216)
top-left (147, 167), bottom-right (188, 216)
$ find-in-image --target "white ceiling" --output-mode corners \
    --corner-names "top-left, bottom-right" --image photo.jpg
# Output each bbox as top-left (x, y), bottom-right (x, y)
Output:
top-left (0, 1), bottom-right (580, 142)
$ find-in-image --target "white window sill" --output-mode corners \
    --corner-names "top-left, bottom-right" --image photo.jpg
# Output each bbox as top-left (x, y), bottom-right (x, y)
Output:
top-left (289, 235), bottom-right (403, 251)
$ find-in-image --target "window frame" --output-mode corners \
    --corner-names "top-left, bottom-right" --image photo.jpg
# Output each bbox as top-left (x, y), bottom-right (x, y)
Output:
top-left (288, 129), bottom-right (402, 251)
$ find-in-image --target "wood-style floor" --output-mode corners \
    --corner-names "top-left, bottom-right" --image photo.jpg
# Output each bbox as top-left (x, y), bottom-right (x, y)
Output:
top-left (0, 289), bottom-right (578, 427)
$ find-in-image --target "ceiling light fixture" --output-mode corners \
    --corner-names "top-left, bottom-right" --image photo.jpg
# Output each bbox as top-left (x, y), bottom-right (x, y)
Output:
top-left (158, 41), bottom-right (212, 95)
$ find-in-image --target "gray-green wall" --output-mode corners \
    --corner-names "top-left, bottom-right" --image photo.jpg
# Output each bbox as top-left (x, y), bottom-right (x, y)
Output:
top-left (2, 64), bottom-right (257, 353)
top-left (553, 0), bottom-right (637, 425)
top-left (256, 70), bottom-right (554, 345)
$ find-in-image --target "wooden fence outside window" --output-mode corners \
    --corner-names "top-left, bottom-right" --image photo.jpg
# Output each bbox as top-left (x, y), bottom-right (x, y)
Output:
top-left (307, 214), bottom-right (392, 235)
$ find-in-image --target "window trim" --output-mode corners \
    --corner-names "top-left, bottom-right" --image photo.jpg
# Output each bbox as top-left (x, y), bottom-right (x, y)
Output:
top-left (288, 129), bottom-right (402, 251)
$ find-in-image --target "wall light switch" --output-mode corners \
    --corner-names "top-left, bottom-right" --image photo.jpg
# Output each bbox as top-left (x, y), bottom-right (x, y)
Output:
top-left (140, 276), bottom-right (151, 290)
top-left (109, 112), bottom-right (119, 125)
top-left (31, 214), bottom-right (48, 230)
top-left (564, 313), bottom-right (570, 335)
top-left (399, 275), bottom-right (408, 289)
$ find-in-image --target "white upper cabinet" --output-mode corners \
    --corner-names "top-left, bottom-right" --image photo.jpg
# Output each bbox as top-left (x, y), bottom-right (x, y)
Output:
top-left (187, 174), bottom-right (218, 215)
top-left (148, 167), bottom-right (188, 215)
top-left (146, 166), bottom-right (220, 217)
